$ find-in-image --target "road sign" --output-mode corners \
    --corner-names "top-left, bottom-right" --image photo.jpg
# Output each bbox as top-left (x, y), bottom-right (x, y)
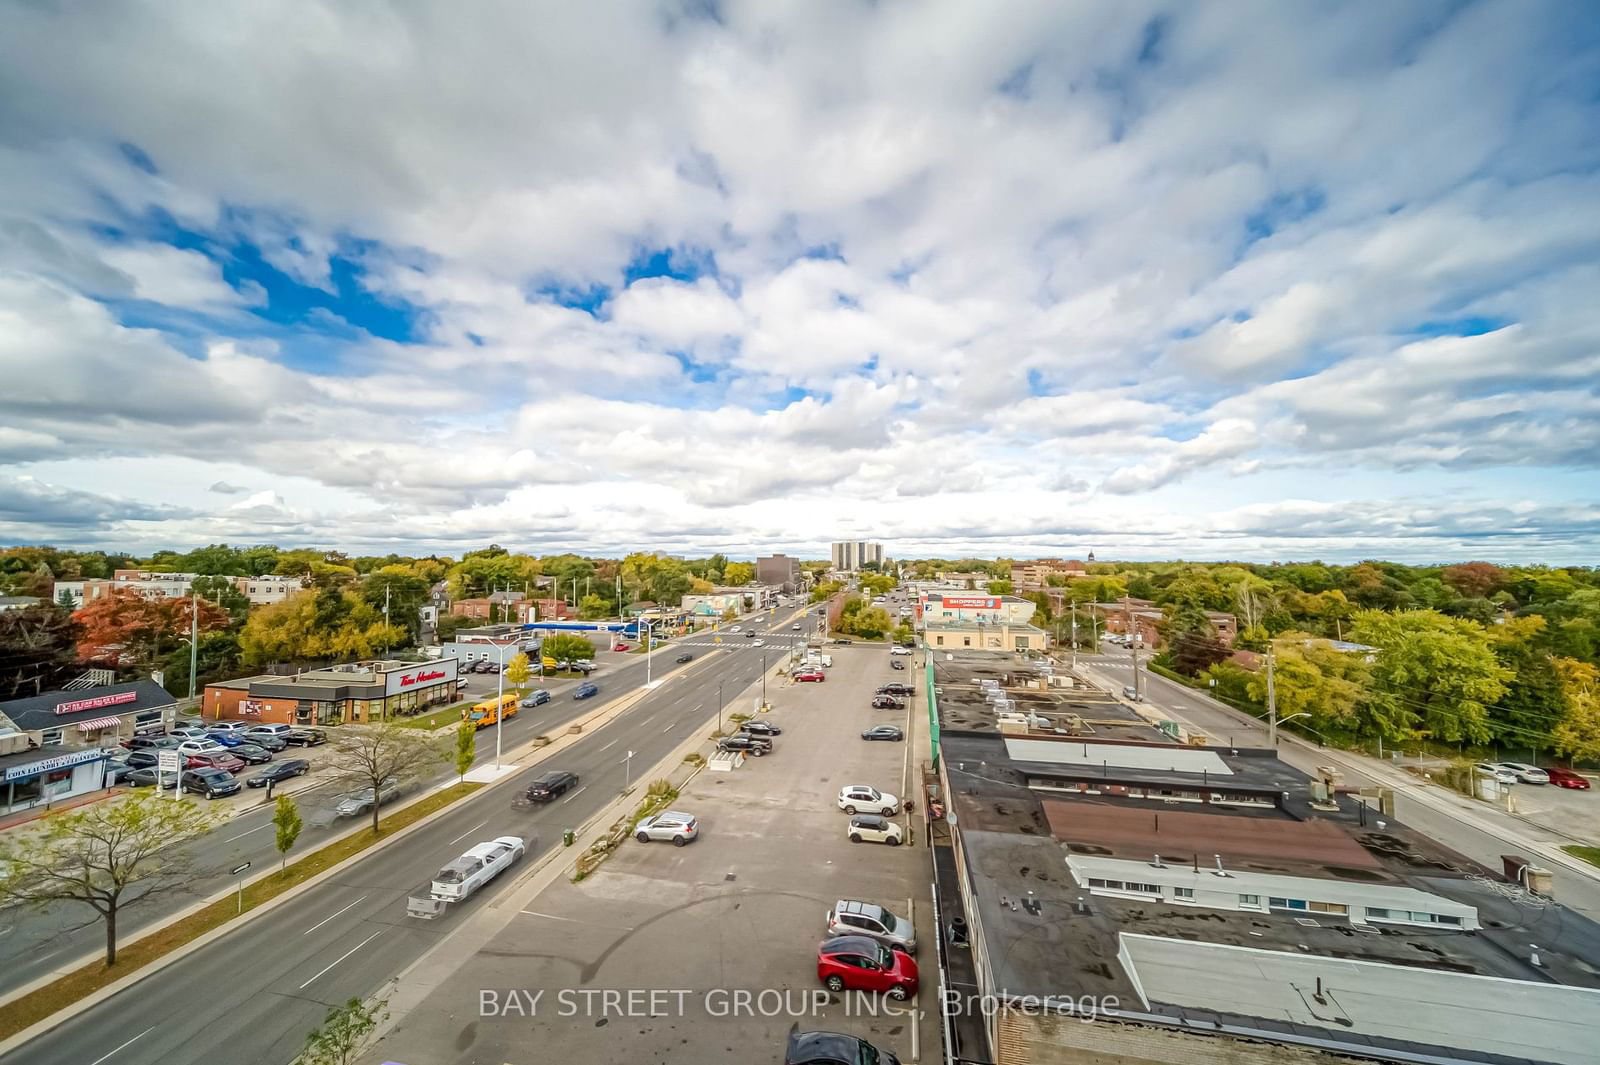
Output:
top-left (231, 861), bottom-right (251, 875)
top-left (157, 749), bottom-right (181, 772)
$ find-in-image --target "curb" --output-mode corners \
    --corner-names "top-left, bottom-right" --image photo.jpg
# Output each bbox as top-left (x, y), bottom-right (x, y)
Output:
top-left (0, 659), bottom-right (713, 1057)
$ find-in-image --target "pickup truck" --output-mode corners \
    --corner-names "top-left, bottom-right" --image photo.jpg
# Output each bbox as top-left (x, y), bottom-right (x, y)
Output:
top-left (430, 836), bottom-right (526, 902)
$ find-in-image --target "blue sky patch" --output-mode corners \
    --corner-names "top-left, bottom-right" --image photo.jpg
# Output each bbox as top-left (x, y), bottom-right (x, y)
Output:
top-left (1409, 315), bottom-right (1513, 338)
top-left (623, 244), bottom-right (719, 286)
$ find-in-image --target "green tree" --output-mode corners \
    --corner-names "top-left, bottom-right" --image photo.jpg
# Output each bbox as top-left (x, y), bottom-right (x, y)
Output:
top-left (274, 795), bottom-right (303, 873)
top-left (454, 719), bottom-right (476, 782)
top-left (0, 793), bottom-right (221, 966)
top-left (1550, 658), bottom-right (1600, 764)
top-left (1350, 610), bottom-right (1511, 744)
top-left (294, 996), bottom-right (389, 1065)
top-left (541, 632), bottom-right (596, 666)
top-left (1247, 637), bottom-right (1371, 737)
top-left (723, 561), bottom-right (754, 586)
top-left (505, 651), bottom-right (531, 691)
top-left (986, 580), bottom-right (1013, 595)
top-left (1163, 604), bottom-right (1230, 675)
top-left (576, 594), bottom-right (609, 620)
top-left (238, 590), bottom-right (407, 666)
top-left (192, 574), bottom-right (251, 624)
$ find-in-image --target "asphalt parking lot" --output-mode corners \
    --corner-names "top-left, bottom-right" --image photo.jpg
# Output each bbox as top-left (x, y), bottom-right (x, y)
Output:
top-left (1508, 774), bottom-right (1600, 842)
top-left (364, 640), bottom-right (936, 1065)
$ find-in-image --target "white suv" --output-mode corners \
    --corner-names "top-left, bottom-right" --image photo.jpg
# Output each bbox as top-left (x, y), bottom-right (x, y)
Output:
top-left (838, 785), bottom-right (900, 816)
top-left (208, 721), bottom-right (254, 737)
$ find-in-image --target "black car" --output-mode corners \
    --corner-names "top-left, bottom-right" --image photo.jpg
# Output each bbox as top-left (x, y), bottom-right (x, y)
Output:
top-left (830, 638), bottom-right (851, 645)
top-left (247, 759), bottom-right (311, 787)
top-left (524, 770), bottom-right (579, 802)
top-left (743, 630), bottom-right (756, 638)
top-left (573, 682), bottom-right (599, 699)
top-left (890, 659), bottom-right (906, 670)
top-left (739, 720), bottom-right (783, 737)
top-left (181, 768), bottom-right (241, 799)
top-left (862, 725), bottom-right (904, 742)
top-left (717, 734), bottom-right (771, 756)
top-left (519, 689), bottom-right (552, 708)
top-left (123, 750), bottom-right (161, 770)
top-left (247, 732), bottom-right (289, 752)
top-left (675, 652), bottom-right (694, 663)
top-left (786, 1030), bottom-right (900, 1065)
top-left (281, 728), bottom-right (327, 747)
top-left (877, 683), bottom-right (915, 697)
top-left (230, 743), bottom-right (274, 765)
top-left (870, 696), bottom-right (904, 710)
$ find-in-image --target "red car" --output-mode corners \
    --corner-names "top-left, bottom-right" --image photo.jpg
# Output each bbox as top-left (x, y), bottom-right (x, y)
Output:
top-left (612, 643), bottom-right (630, 652)
top-left (1545, 767), bottom-right (1592, 790)
top-left (186, 751), bottom-right (245, 773)
top-left (817, 935), bottom-right (918, 999)
top-left (795, 670), bottom-right (825, 683)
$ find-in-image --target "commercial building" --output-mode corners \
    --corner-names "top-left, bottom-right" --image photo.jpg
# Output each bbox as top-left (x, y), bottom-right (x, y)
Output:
top-left (203, 658), bottom-right (459, 727)
top-left (922, 653), bottom-right (1600, 1065)
top-left (0, 680), bottom-right (177, 814)
top-left (1092, 598), bottom-right (1237, 647)
top-left (755, 554), bottom-right (802, 591)
top-left (437, 624), bottom-right (541, 667)
top-left (829, 541), bottom-right (883, 572)
top-left (451, 590), bottom-right (527, 621)
top-left (1009, 558), bottom-right (1088, 589)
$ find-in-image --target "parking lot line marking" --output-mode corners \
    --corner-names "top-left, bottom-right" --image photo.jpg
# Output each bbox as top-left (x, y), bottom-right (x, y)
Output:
top-left (519, 909), bottom-right (632, 930)
top-left (303, 895), bottom-right (367, 935)
top-left (87, 1024), bottom-right (154, 1065)
top-left (447, 819), bottom-right (491, 846)
top-left (297, 928), bottom-right (384, 989)
top-left (562, 785), bottom-right (587, 803)
top-left (222, 823), bottom-right (271, 843)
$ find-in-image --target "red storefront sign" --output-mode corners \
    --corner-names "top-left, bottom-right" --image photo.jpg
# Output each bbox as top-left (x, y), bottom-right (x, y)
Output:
top-left (54, 691), bottom-right (138, 716)
top-left (399, 669), bottom-right (446, 688)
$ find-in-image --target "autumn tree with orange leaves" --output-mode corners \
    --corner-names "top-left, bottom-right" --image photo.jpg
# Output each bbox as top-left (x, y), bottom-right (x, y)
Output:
top-left (73, 589), bottom-right (230, 671)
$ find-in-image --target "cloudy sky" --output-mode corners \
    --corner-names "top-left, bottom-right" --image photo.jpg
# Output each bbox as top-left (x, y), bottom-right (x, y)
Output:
top-left (2, 1), bottom-right (1598, 563)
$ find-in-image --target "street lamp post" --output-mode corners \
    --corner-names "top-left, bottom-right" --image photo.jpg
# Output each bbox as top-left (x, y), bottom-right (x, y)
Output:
top-left (495, 640), bottom-right (512, 770)
top-left (718, 679), bottom-right (724, 734)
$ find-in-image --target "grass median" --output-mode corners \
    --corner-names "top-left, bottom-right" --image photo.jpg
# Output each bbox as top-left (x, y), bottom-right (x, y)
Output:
top-left (0, 780), bottom-right (484, 1043)
top-left (395, 703), bottom-right (472, 730)
top-left (1563, 845), bottom-right (1600, 869)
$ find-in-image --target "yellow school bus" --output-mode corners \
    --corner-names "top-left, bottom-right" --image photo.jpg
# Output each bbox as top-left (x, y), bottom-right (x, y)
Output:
top-left (465, 693), bottom-right (519, 729)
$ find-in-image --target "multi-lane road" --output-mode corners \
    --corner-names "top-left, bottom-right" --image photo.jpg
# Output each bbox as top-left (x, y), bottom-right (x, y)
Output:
top-left (0, 606), bottom-right (820, 1065)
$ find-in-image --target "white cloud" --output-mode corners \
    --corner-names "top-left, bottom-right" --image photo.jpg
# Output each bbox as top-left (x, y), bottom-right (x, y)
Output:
top-left (0, 2), bottom-right (1597, 560)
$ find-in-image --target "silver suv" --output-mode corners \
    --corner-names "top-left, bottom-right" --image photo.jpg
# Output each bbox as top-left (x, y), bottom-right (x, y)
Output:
top-left (635, 810), bottom-right (699, 846)
top-left (826, 899), bottom-right (916, 954)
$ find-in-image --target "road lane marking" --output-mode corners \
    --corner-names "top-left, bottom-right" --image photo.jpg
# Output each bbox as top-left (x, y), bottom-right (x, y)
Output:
top-left (222, 823), bottom-right (271, 843)
top-left (662, 721), bottom-right (675, 732)
top-left (599, 739), bottom-right (618, 752)
top-left (88, 1025), bottom-right (155, 1065)
top-left (563, 785), bottom-right (587, 803)
top-left (303, 895), bottom-right (368, 935)
top-left (447, 819), bottom-right (490, 846)
top-left (298, 928), bottom-right (385, 989)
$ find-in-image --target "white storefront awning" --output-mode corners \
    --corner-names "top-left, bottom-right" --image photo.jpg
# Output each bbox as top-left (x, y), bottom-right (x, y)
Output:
top-left (76, 715), bottom-right (124, 732)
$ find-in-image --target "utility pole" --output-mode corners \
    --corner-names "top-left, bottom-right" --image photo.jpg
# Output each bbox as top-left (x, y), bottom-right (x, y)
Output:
top-left (382, 583), bottom-right (391, 656)
top-left (1069, 600), bottom-right (1078, 670)
top-left (1125, 598), bottom-right (1141, 699)
top-left (1266, 644), bottom-right (1279, 747)
top-left (718, 679), bottom-right (724, 734)
top-left (186, 587), bottom-right (198, 711)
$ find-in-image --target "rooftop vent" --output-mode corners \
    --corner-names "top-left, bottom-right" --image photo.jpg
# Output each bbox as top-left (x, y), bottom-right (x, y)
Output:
top-left (1150, 853), bottom-right (1165, 869)
top-left (1210, 855), bottom-right (1232, 878)
top-left (1294, 918), bottom-right (1321, 928)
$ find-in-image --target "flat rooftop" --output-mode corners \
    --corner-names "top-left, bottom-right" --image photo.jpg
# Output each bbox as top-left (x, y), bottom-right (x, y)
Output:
top-left (934, 657), bottom-right (1600, 1065)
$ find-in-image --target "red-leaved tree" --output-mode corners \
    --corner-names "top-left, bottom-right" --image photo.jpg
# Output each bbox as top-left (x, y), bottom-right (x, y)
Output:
top-left (74, 590), bottom-right (230, 671)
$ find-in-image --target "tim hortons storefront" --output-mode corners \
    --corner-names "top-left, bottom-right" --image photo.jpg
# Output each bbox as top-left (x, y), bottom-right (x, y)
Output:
top-left (203, 659), bottom-right (459, 727)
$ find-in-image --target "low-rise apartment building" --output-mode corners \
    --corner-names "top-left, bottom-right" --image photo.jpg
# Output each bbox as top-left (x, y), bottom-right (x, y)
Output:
top-left (1009, 558), bottom-right (1088, 589)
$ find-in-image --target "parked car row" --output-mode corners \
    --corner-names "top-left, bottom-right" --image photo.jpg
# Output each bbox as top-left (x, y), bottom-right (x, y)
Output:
top-left (1474, 761), bottom-right (1590, 788)
top-left (116, 720), bottom-right (325, 799)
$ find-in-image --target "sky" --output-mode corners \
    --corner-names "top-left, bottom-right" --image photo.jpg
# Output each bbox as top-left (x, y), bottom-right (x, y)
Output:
top-left (1, 1), bottom-right (1598, 564)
